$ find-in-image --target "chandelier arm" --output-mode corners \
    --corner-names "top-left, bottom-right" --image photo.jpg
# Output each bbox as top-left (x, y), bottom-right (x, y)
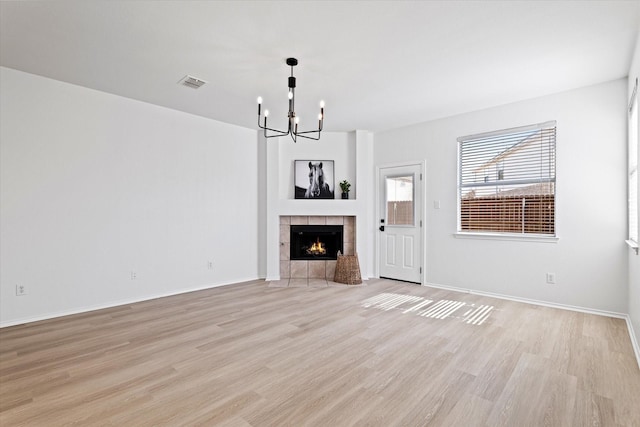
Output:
top-left (295, 129), bottom-right (322, 135)
top-left (259, 125), bottom-right (289, 135)
top-left (258, 120), bottom-right (289, 137)
top-left (257, 115), bottom-right (292, 136)
top-left (258, 123), bottom-right (289, 134)
top-left (293, 132), bottom-right (321, 141)
top-left (295, 121), bottom-right (323, 135)
top-left (264, 131), bottom-right (288, 139)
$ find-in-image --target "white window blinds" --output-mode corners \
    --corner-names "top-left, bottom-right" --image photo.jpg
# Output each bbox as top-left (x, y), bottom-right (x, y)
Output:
top-left (458, 121), bottom-right (556, 235)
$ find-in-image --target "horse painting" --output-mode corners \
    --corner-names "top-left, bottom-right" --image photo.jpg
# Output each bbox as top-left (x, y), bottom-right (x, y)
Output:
top-left (305, 162), bottom-right (332, 198)
top-left (295, 160), bottom-right (335, 199)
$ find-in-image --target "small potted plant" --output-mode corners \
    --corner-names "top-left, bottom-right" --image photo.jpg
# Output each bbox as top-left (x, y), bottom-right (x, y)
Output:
top-left (339, 180), bottom-right (351, 199)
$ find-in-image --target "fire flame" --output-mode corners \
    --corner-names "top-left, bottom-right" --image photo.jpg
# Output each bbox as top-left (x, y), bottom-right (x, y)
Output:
top-left (306, 237), bottom-right (327, 255)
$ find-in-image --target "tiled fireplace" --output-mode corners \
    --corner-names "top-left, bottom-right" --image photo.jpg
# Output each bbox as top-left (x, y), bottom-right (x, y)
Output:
top-left (280, 216), bottom-right (355, 279)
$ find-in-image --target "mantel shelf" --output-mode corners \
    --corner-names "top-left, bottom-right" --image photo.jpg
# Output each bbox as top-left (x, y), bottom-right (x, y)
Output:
top-left (279, 199), bottom-right (359, 216)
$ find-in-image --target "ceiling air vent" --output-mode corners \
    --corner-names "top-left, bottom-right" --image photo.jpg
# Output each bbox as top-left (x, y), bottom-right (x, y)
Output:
top-left (179, 75), bottom-right (207, 89)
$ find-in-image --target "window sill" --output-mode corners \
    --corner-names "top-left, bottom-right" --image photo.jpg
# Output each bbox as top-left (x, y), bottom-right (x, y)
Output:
top-left (626, 239), bottom-right (639, 255)
top-left (454, 232), bottom-right (559, 243)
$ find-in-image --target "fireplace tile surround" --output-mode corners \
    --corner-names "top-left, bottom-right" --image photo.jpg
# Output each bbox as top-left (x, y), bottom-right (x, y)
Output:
top-left (280, 215), bottom-right (355, 280)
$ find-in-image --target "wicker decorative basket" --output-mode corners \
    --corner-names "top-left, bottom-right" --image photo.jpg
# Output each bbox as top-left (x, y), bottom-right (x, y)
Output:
top-left (333, 251), bottom-right (362, 285)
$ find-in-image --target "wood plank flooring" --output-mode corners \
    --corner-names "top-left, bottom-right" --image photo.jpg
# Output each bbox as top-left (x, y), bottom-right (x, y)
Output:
top-left (1, 279), bottom-right (639, 426)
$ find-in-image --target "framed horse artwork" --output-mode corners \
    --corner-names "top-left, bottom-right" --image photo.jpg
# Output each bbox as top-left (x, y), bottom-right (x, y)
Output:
top-left (294, 160), bottom-right (335, 199)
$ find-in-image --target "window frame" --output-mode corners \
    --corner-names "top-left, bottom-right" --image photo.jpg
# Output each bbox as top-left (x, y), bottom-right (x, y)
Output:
top-left (628, 79), bottom-right (639, 252)
top-left (456, 121), bottom-right (557, 241)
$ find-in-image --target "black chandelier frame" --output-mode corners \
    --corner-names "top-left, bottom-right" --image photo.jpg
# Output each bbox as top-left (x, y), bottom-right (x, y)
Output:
top-left (257, 58), bottom-right (324, 143)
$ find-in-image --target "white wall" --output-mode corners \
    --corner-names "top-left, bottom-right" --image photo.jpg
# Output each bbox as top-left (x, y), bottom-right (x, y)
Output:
top-left (374, 79), bottom-right (628, 314)
top-left (278, 132), bottom-right (357, 200)
top-left (628, 34), bottom-right (640, 360)
top-left (0, 67), bottom-right (259, 326)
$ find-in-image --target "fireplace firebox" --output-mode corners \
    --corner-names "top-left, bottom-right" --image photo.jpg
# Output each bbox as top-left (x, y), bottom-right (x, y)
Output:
top-left (290, 225), bottom-right (343, 261)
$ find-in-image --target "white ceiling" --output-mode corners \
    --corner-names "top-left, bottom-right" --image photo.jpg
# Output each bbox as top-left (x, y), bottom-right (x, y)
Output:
top-left (1, 1), bottom-right (639, 133)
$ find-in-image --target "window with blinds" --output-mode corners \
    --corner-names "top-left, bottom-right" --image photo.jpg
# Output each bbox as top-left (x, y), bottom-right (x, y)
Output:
top-left (629, 81), bottom-right (638, 244)
top-left (458, 121), bottom-right (556, 236)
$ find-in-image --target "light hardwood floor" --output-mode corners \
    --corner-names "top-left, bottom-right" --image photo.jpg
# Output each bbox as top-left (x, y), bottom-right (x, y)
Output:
top-left (1, 279), bottom-right (639, 426)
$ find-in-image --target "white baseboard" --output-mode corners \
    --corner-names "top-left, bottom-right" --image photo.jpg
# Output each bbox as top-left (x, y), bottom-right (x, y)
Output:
top-left (424, 281), bottom-right (640, 369)
top-left (625, 316), bottom-right (640, 370)
top-left (264, 275), bottom-right (370, 282)
top-left (423, 281), bottom-right (627, 318)
top-left (0, 277), bottom-right (259, 328)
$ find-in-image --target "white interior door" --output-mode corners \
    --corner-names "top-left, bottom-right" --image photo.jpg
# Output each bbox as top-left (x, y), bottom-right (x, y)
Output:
top-left (378, 164), bottom-right (422, 283)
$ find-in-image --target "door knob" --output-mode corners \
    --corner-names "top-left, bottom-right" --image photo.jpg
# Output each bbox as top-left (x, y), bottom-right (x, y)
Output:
top-left (379, 225), bottom-right (385, 232)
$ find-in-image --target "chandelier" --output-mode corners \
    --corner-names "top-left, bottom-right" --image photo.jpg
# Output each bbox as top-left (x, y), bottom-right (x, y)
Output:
top-left (257, 58), bottom-right (324, 143)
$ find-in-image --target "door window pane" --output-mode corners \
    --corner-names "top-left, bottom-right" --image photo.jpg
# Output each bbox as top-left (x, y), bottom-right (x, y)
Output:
top-left (386, 175), bottom-right (414, 225)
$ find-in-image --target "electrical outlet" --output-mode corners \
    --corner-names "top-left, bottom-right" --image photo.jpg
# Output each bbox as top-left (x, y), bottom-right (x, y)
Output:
top-left (546, 273), bottom-right (556, 284)
top-left (16, 284), bottom-right (27, 296)
top-left (130, 271), bottom-right (137, 280)
top-left (208, 260), bottom-right (213, 270)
